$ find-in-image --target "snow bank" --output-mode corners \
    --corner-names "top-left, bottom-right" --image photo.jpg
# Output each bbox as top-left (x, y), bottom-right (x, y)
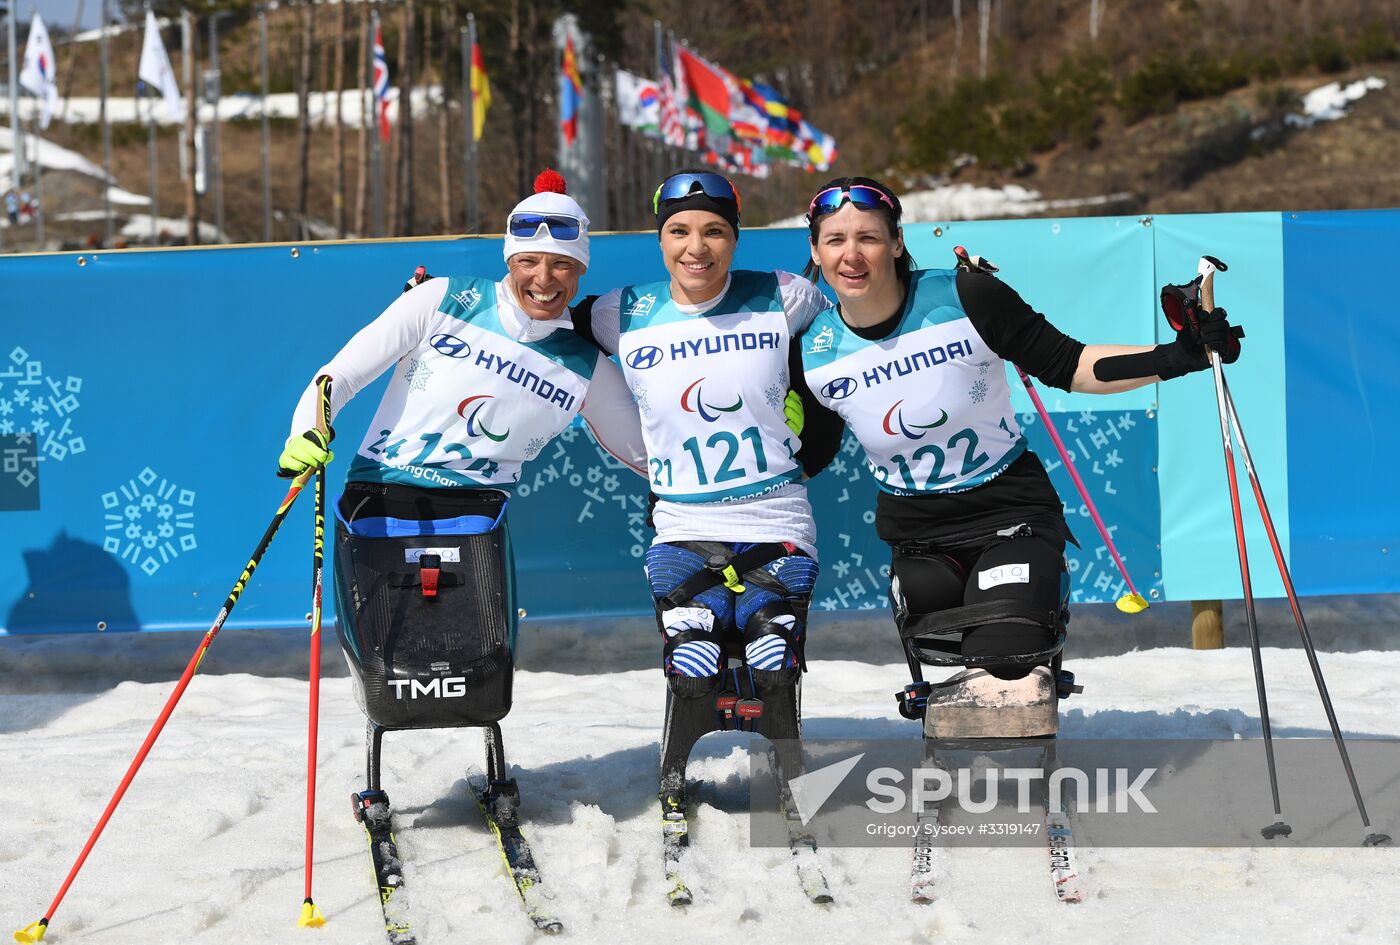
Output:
top-left (1, 641), bottom-right (1395, 944)
top-left (767, 183), bottom-right (1135, 226)
top-left (0, 126), bottom-right (150, 209)
top-left (1287, 77), bottom-right (1387, 129)
top-left (0, 86), bottom-right (447, 128)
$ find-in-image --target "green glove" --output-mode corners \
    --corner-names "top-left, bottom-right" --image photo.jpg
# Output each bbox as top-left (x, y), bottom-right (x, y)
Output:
top-left (277, 428), bottom-right (334, 478)
top-left (783, 390), bottom-right (805, 436)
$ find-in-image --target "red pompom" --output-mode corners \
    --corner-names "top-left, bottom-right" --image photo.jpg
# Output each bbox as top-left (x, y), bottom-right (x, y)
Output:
top-left (534, 169), bottom-right (568, 194)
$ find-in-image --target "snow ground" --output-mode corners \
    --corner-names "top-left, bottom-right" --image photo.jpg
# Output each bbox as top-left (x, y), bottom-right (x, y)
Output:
top-left (2, 635), bottom-right (1397, 945)
top-left (0, 86), bottom-right (447, 128)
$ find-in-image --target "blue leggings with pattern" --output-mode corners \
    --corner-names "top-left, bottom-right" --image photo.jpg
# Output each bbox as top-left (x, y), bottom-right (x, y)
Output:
top-left (645, 541), bottom-right (819, 677)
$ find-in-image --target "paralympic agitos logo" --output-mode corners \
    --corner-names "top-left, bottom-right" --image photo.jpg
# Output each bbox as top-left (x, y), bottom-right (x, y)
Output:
top-left (457, 394), bottom-right (511, 442)
top-left (681, 378), bottom-right (743, 422)
top-left (882, 399), bottom-right (948, 439)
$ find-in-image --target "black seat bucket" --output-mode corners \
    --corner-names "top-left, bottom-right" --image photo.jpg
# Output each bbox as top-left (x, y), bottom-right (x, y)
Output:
top-left (333, 487), bottom-right (516, 730)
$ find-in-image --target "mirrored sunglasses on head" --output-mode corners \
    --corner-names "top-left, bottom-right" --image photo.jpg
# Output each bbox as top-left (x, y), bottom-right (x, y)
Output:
top-left (653, 172), bottom-right (742, 214)
top-left (508, 213), bottom-right (582, 241)
top-left (806, 184), bottom-right (895, 221)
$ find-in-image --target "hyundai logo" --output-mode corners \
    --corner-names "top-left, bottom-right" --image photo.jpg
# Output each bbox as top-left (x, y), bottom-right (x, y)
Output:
top-left (822, 377), bottom-right (857, 400)
top-left (626, 346), bottom-right (664, 370)
top-left (430, 333), bottom-right (472, 358)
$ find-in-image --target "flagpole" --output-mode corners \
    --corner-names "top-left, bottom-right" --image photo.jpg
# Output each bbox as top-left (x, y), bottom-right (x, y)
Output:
top-left (31, 112), bottom-right (43, 249)
top-left (146, 84), bottom-right (157, 244)
top-left (354, 2), bottom-right (367, 236)
top-left (99, 0), bottom-right (112, 246)
top-left (462, 13), bottom-right (476, 234)
top-left (603, 59), bottom-right (618, 231)
top-left (7, 2), bottom-right (22, 182)
top-left (208, 12), bottom-right (224, 243)
top-left (259, 7), bottom-right (270, 241)
top-left (182, 8), bottom-right (199, 245)
top-left (369, 7), bottom-right (382, 237)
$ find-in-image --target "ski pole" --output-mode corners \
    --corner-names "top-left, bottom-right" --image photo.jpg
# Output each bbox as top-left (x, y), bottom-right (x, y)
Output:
top-left (1015, 366), bottom-right (1150, 614)
top-left (14, 381), bottom-right (335, 945)
top-left (949, 244), bottom-right (1148, 614)
top-left (1194, 257), bottom-right (1290, 840)
top-left (1219, 375), bottom-right (1390, 847)
top-left (300, 375), bottom-right (333, 928)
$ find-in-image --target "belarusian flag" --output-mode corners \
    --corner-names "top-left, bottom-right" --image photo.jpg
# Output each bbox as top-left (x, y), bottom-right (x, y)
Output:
top-left (676, 46), bottom-right (731, 143)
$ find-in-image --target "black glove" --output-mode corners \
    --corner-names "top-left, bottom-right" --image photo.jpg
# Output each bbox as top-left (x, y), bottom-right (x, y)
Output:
top-left (1178, 306), bottom-right (1244, 365)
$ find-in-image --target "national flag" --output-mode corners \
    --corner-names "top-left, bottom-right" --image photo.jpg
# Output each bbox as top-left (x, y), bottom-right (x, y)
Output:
top-left (803, 122), bottom-right (838, 172)
top-left (730, 79), bottom-right (770, 142)
top-left (750, 80), bottom-right (798, 157)
top-left (19, 12), bottom-right (58, 129)
top-left (676, 46), bottom-right (731, 145)
top-left (470, 39), bottom-right (491, 141)
top-left (615, 68), bottom-right (659, 134)
top-left (657, 39), bottom-right (685, 147)
top-left (372, 24), bottom-right (391, 142)
top-left (559, 34), bottom-right (582, 146)
top-left (137, 10), bottom-right (183, 122)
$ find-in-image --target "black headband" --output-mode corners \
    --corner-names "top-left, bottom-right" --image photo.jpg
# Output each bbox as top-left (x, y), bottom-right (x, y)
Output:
top-left (656, 193), bottom-right (740, 240)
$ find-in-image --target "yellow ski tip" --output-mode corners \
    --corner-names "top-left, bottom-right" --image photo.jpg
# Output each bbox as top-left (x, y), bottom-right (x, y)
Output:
top-left (14, 919), bottom-right (48, 943)
top-left (298, 900), bottom-right (327, 929)
top-left (1116, 593), bottom-right (1150, 614)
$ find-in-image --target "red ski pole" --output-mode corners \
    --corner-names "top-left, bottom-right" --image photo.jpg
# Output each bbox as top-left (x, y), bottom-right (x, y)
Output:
top-left (952, 244), bottom-right (1148, 614)
top-left (299, 375), bottom-right (333, 929)
top-left (1015, 366), bottom-right (1150, 613)
top-left (14, 380), bottom-right (334, 945)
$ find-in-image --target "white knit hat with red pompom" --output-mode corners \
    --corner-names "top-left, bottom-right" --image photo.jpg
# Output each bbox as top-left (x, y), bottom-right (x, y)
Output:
top-left (502, 169), bottom-right (590, 270)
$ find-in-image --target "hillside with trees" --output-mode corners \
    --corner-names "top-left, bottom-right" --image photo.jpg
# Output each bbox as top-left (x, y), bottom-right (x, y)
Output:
top-left (4, 0), bottom-right (1399, 249)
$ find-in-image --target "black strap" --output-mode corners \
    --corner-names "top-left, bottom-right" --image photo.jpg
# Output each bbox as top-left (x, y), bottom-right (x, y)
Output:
top-left (661, 542), bottom-right (796, 608)
top-left (899, 599), bottom-right (1060, 640)
top-left (908, 630), bottom-right (1066, 668)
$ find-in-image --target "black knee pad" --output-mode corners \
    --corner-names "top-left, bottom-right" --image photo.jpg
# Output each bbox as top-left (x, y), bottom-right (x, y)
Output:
top-left (961, 536), bottom-right (1066, 680)
top-left (891, 549), bottom-right (967, 623)
top-left (668, 672), bottom-right (721, 698)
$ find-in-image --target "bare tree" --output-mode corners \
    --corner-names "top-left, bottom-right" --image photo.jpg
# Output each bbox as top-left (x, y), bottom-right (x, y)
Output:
top-left (387, 13), bottom-right (403, 234)
top-left (438, 5), bottom-right (454, 233)
top-left (977, 0), bottom-right (991, 79)
top-left (296, 1), bottom-right (316, 235)
top-left (334, 0), bottom-right (347, 238)
top-left (355, 4), bottom-right (369, 236)
top-left (400, 0), bottom-right (417, 234)
top-left (952, 0), bottom-right (962, 81)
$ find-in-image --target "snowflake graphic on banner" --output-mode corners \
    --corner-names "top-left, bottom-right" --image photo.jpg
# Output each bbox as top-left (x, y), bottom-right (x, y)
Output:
top-left (101, 467), bottom-right (198, 577)
top-left (524, 436), bottom-right (548, 459)
top-left (0, 346), bottom-right (84, 492)
top-left (513, 418), bottom-right (648, 556)
top-left (404, 357), bottom-right (433, 391)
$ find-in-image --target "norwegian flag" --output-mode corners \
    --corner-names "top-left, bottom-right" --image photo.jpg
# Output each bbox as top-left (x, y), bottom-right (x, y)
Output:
top-left (656, 39), bottom-right (685, 147)
top-left (372, 24), bottom-right (391, 142)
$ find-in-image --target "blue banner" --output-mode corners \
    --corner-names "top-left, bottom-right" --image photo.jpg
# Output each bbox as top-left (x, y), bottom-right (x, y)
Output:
top-left (3, 209), bottom-right (1393, 633)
